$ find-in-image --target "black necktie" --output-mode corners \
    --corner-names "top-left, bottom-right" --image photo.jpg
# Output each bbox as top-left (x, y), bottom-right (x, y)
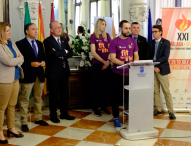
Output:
top-left (57, 38), bottom-right (66, 68)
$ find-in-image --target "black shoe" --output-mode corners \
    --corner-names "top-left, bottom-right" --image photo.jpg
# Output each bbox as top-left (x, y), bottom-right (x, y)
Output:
top-left (0, 139), bottom-right (8, 144)
top-left (101, 108), bottom-right (110, 115)
top-left (154, 109), bottom-right (161, 116)
top-left (169, 112), bottom-right (176, 120)
top-left (60, 114), bottom-right (76, 120)
top-left (7, 129), bottom-right (24, 138)
top-left (93, 110), bottom-right (101, 117)
top-left (21, 125), bottom-right (29, 132)
top-left (50, 117), bottom-right (60, 123)
top-left (35, 120), bottom-right (49, 126)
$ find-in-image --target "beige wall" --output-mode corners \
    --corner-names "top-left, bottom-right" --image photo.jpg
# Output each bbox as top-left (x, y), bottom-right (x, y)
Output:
top-left (0, 0), bottom-right (3, 22)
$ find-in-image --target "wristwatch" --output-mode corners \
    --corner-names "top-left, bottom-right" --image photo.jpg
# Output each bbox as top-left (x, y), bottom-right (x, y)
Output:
top-left (124, 61), bottom-right (127, 64)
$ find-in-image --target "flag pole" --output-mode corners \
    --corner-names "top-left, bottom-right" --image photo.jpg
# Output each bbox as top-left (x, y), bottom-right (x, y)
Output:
top-left (29, 99), bottom-right (31, 111)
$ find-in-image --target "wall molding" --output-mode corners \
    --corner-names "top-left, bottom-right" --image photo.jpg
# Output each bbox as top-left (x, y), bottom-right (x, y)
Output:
top-left (19, 0), bottom-right (46, 20)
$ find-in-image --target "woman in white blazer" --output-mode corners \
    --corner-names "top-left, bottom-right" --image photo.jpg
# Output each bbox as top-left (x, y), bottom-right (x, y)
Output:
top-left (0, 22), bottom-right (24, 144)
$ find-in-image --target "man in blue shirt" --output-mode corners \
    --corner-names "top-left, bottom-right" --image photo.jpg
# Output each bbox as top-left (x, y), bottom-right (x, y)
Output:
top-left (16, 23), bottom-right (49, 132)
top-left (129, 22), bottom-right (147, 60)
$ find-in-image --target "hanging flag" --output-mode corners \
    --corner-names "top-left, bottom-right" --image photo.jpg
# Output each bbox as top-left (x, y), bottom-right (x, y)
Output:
top-left (148, 8), bottom-right (152, 43)
top-left (38, 2), bottom-right (47, 100)
top-left (24, 2), bottom-right (31, 36)
top-left (24, 2), bottom-right (33, 99)
top-left (50, 2), bottom-right (55, 35)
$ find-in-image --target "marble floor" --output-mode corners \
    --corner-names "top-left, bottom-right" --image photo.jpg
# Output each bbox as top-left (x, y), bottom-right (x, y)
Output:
top-left (2, 108), bottom-right (191, 146)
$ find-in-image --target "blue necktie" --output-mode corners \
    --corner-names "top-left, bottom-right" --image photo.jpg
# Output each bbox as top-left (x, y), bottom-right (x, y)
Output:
top-left (31, 40), bottom-right (37, 57)
top-left (134, 37), bottom-right (138, 42)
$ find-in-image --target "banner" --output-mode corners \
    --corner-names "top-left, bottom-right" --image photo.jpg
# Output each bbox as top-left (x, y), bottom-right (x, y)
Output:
top-left (162, 8), bottom-right (191, 111)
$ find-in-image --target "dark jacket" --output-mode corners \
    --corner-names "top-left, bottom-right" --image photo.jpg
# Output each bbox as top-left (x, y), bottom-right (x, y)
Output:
top-left (43, 35), bottom-right (73, 79)
top-left (129, 34), bottom-right (147, 60)
top-left (147, 37), bottom-right (171, 75)
top-left (16, 38), bottom-right (45, 83)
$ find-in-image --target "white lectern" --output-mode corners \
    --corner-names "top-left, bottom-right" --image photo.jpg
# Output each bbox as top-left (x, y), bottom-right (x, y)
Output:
top-left (116, 61), bottom-right (160, 139)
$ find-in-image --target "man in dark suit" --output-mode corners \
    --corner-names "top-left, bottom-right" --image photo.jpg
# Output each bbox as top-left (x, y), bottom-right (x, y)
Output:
top-left (16, 23), bottom-right (49, 132)
top-left (147, 25), bottom-right (176, 120)
top-left (129, 22), bottom-right (147, 60)
top-left (43, 21), bottom-right (75, 123)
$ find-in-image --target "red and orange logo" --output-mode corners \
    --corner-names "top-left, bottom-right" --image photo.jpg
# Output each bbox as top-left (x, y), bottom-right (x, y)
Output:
top-left (175, 14), bottom-right (191, 31)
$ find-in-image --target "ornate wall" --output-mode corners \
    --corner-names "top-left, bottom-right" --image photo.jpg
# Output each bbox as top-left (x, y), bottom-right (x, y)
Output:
top-left (9, 0), bottom-right (51, 42)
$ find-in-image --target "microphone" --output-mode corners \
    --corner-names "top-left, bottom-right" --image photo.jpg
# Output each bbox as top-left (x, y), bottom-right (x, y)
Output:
top-left (128, 46), bottom-right (133, 68)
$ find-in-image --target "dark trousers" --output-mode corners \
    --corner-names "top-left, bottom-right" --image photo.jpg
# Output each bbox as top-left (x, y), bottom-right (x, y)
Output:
top-left (91, 63), bottom-right (111, 111)
top-left (112, 72), bottom-right (129, 118)
top-left (47, 69), bottom-right (69, 118)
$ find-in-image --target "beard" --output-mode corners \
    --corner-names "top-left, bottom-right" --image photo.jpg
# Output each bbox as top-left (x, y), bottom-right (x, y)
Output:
top-left (121, 30), bottom-right (129, 37)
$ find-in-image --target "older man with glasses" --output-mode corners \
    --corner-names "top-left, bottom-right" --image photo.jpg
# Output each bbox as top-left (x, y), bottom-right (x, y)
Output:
top-left (43, 21), bottom-right (75, 123)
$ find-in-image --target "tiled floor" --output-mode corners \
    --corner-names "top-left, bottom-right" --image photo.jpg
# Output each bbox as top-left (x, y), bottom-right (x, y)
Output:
top-left (2, 108), bottom-right (191, 146)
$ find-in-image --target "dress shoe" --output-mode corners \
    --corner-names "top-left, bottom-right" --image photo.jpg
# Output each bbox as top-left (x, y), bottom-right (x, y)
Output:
top-left (0, 139), bottom-right (8, 144)
top-left (35, 120), bottom-right (49, 126)
top-left (50, 117), bottom-right (60, 123)
top-left (93, 110), bottom-right (101, 117)
top-left (101, 108), bottom-right (110, 115)
top-left (7, 129), bottom-right (24, 138)
top-left (154, 109), bottom-right (161, 116)
top-left (60, 114), bottom-right (76, 120)
top-left (169, 112), bottom-right (176, 120)
top-left (21, 125), bottom-right (29, 132)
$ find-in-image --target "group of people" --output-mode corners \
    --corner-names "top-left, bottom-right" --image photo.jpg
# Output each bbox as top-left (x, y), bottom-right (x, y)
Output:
top-left (89, 18), bottom-right (176, 128)
top-left (0, 21), bottom-right (75, 144)
top-left (0, 18), bottom-right (175, 144)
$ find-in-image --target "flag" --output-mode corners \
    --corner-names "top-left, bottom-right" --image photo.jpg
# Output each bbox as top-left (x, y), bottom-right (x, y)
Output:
top-left (50, 3), bottom-right (55, 35)
top-left (148, 8), bottom-right (152, 43)
top-left (24, 2), bottom-right (33, 99)
top-left (24, 2), bottom-right (31, 36)
top-left (38, 2), bottom-right (47, 100)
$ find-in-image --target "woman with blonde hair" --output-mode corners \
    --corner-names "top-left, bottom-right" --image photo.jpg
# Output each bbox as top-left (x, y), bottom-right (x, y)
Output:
top-left (90, 18), bottom-right (112, 116)
top-left (0, 22), bottom-right (24, 144)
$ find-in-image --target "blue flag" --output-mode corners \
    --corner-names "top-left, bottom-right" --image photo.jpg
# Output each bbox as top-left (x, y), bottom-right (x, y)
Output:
top-left (148, 8), bottom-right (152, 43)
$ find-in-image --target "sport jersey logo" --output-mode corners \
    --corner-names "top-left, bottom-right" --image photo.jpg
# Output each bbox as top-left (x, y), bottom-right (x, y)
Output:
top-left (119, 46), bottom-right (126, 48)
top-left (96, 40), bottom-right (102, 42)
top-left (175, 14), bottom-right (191, 31)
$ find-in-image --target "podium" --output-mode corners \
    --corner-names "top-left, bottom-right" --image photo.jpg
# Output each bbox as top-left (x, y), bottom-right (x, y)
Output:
top-left (116, 61), bottom-right (160, 139)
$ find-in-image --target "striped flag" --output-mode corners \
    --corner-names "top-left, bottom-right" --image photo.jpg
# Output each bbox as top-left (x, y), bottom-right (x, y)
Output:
top-left (148, 8), bottom-right (152, 43)
top-left (50, 2), bottom-right (55, 35)
top-left (24, 2), bottom-right (31, 36)
top-left (38, 2), bottom-right (47, 100)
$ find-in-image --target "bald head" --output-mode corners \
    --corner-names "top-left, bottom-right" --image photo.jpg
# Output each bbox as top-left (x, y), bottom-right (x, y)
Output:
top-left (50, 21), bottom-right (62, 37)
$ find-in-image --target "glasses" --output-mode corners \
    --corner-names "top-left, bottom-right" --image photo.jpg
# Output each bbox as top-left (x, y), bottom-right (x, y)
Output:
top-left (152, 31), bottom-right (159, 34)
top-left (52, 27), bottom-right (62, 30)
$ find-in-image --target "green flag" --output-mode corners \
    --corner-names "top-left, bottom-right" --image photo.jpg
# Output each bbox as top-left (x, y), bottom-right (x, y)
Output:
top-left (24, 2), bottom-right (31, 36)
top-left (24, 2), bottom-right (32, 99)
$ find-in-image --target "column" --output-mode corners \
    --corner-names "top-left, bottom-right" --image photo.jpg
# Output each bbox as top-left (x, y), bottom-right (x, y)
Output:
top-left (59, 0), bottom-right (65, 26)
top-left (80, 0), bottom-right (89, 28)
top-left (129, 0), bottom-right (149, 38)
top-left (68, 0), bottom-right (75, 36)
top-left (0, 0), bottom-right (3, 22)
top-left (100, 0), bottom-right (110, 17)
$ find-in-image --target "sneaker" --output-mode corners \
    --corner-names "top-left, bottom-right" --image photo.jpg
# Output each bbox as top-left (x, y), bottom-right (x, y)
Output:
top-left (93, 110), bottom-right (101, 117)
top-left (169, 112), bottom-right (176, 120)
top-left (154, 109), bottom-right (161, 116)
top-left (114, 118), bottom-right (121, 127)
top-left (101, 108), bottom-right (110, 115)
